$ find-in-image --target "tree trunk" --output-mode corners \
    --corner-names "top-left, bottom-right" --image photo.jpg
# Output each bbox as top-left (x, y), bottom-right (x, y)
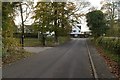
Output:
top-left (19, 3), bottom-right (24, 48)
top-left (61, 3), bottom-right (65, 29)
top-left (53, 2), bottom-right (58, 43)
top-left (41, 33), bottom-right (45, 46)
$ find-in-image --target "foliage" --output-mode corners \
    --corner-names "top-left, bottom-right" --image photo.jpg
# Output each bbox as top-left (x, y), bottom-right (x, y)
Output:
top-left (32, 3), bottom-right (53, 46)
top-left (96, 37), bottom-right (120, 55)
top-left (58, 36), bottom-right (70, 44)
top-left (2, 2), bottom-right (34, 64)
top-left (2, 38), bottom-right (21, 57)
top-left (2, 2), bottom-right (15, 55)
top-left (32, 3), bottom-right (54, 31)
top-left (2, 3), bottom-right (15, 37)
top-left (3, 48), bottom-right (32, 64)
top-left (101, 2), bottom-right (118, 23)
top-left (86, 10), bottom-right (108, 38)
top-left (15, 36), bottom-right (70, 47)
top-left (101, 1), bottom-right (120, 37)
top-left (22, 38), bottom-right (41, 47)
top-left (32, 2), bottom-right (90, 45)
top-left (2, 2), bottom-right (21, 57)
top-left (106, 23), bottom-right (120, 37)
top-left (13, 33), bottom-right (38, 38)
top-left (32, 3), bottom-right (63, 45)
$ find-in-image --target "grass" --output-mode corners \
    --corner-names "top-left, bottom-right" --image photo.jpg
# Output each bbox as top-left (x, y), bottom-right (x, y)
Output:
top-left (2, 37), bottom-right (34, 65)
top-left (90, 38), bottom-right (120, 78)
top-left (46, 36), bottom-right (70, 46)
top-left (15, 38), bottom-right (42, 47)
top-left (58, 36), bottom-right (70, 44)
top-left (24, 38), bottom-right (41, 47)
top-left (16, 36), bottom-right (70, 47)
top-left (104, 49), bottom-right (120, 64)
top-left (95, 42), bottom-right (120, 78)
top-left (3, 36), bottom-right (70, 65)
top-left (3, 49), bottom-right (33, 65)
top-left (91, 38), bottom-right (120, 64)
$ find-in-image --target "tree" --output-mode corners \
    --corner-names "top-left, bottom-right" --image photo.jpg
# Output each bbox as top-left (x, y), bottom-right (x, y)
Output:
top-left (14, 2), bottom-right (33, 47)
top-left (2, 2), bottom-right (21, 57)
top-left (101, 2), bottom-right (118, 25)
top-left (32, 1), bottom-right (90, 45)
top-left (32, 3), bottom-right (53, 46)
top-left (2, 1), bottom-right (32, 56)
top-left (32, 2), bottom-right (71, 45)
top-left (101, 1), bottom-right (119, 36)
top-left (86, 10), bottom-right (108, 38)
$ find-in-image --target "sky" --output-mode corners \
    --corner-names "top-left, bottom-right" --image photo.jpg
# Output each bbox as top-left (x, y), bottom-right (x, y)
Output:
top-left (80, 0), bottom-right (103, 31)
top-left (88, 0), bottom-right (103, 9)
top-left (14, 0), bottom-right (104, 32)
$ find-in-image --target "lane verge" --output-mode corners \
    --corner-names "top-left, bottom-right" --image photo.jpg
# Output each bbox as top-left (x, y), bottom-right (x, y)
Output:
top-left (85, 39), bottom-right (98, 80)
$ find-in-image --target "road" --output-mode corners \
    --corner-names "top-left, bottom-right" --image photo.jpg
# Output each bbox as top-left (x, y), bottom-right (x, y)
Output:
top-left (3, 38), bottom-right (115, 78)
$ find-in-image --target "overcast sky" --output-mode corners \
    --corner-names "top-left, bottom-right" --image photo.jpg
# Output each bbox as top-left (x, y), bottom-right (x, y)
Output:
top-left (88, 0), bottom-right (103, 8)
top-left (81, 0), bottom-right (103, 31)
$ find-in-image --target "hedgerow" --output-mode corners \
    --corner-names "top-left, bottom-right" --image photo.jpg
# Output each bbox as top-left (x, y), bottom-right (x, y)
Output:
top-left (96, 37), bottom-right (120, 54)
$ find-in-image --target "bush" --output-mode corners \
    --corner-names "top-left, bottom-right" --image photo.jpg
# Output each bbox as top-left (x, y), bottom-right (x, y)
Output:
top-left (13, 33), bottom-right (38, 38)
top-left (2, 37), bottom-right (21, 57)
top-left (96, 37), bottom-right (120, 55)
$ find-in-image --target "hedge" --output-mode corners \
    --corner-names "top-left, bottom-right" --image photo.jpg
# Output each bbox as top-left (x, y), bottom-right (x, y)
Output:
top-left (96, 37), bottom-right (120, 54)
top-left (13, 33), bottom-right (38, 38)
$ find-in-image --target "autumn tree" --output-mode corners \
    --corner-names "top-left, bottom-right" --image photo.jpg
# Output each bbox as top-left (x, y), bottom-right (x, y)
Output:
top-left (2, 2), bottom-right (20, 57)
top-left (32, 1), bottom-right (90, 45)
top-left (101, 1), bottom-right (119, 36)
top-left (32, 3), bottom-right (53, 46)
top-left (2, 1), bottom-right (32, 56)
top-left (32, 2), bottom-right (70, 45)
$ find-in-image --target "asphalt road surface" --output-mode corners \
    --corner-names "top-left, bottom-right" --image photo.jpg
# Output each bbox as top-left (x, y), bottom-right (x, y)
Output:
top-left (3, 38), bottom-right (115, 78)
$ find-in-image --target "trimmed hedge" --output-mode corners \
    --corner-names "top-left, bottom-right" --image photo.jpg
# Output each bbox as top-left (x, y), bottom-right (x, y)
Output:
top-left (96, 37), bottom-right (120, 54)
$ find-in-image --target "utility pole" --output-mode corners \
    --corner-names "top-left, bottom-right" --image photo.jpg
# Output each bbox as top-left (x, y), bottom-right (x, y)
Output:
top-left (19, 3), bottom-right (24, 48)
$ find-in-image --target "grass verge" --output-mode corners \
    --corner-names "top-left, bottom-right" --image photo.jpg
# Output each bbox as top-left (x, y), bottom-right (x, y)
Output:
top-left (90, 38), bottom-right (120, 78)
top-left (2, 49), bottom-right (33, 65)
top-left (16, 36), bottom-right (70, 47)
top-left (3, 36), bottom-right (70, 65)
top-left (24, 38), bottom-right (41, 47)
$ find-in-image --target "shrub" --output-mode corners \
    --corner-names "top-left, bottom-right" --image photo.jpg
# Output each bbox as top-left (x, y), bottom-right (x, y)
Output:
top-left (96, 37), bottom-right (120, 55)
top-left (13, 33), bottom-right (38, 38)
top-left (2, 37), bottom-right (21, 57)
